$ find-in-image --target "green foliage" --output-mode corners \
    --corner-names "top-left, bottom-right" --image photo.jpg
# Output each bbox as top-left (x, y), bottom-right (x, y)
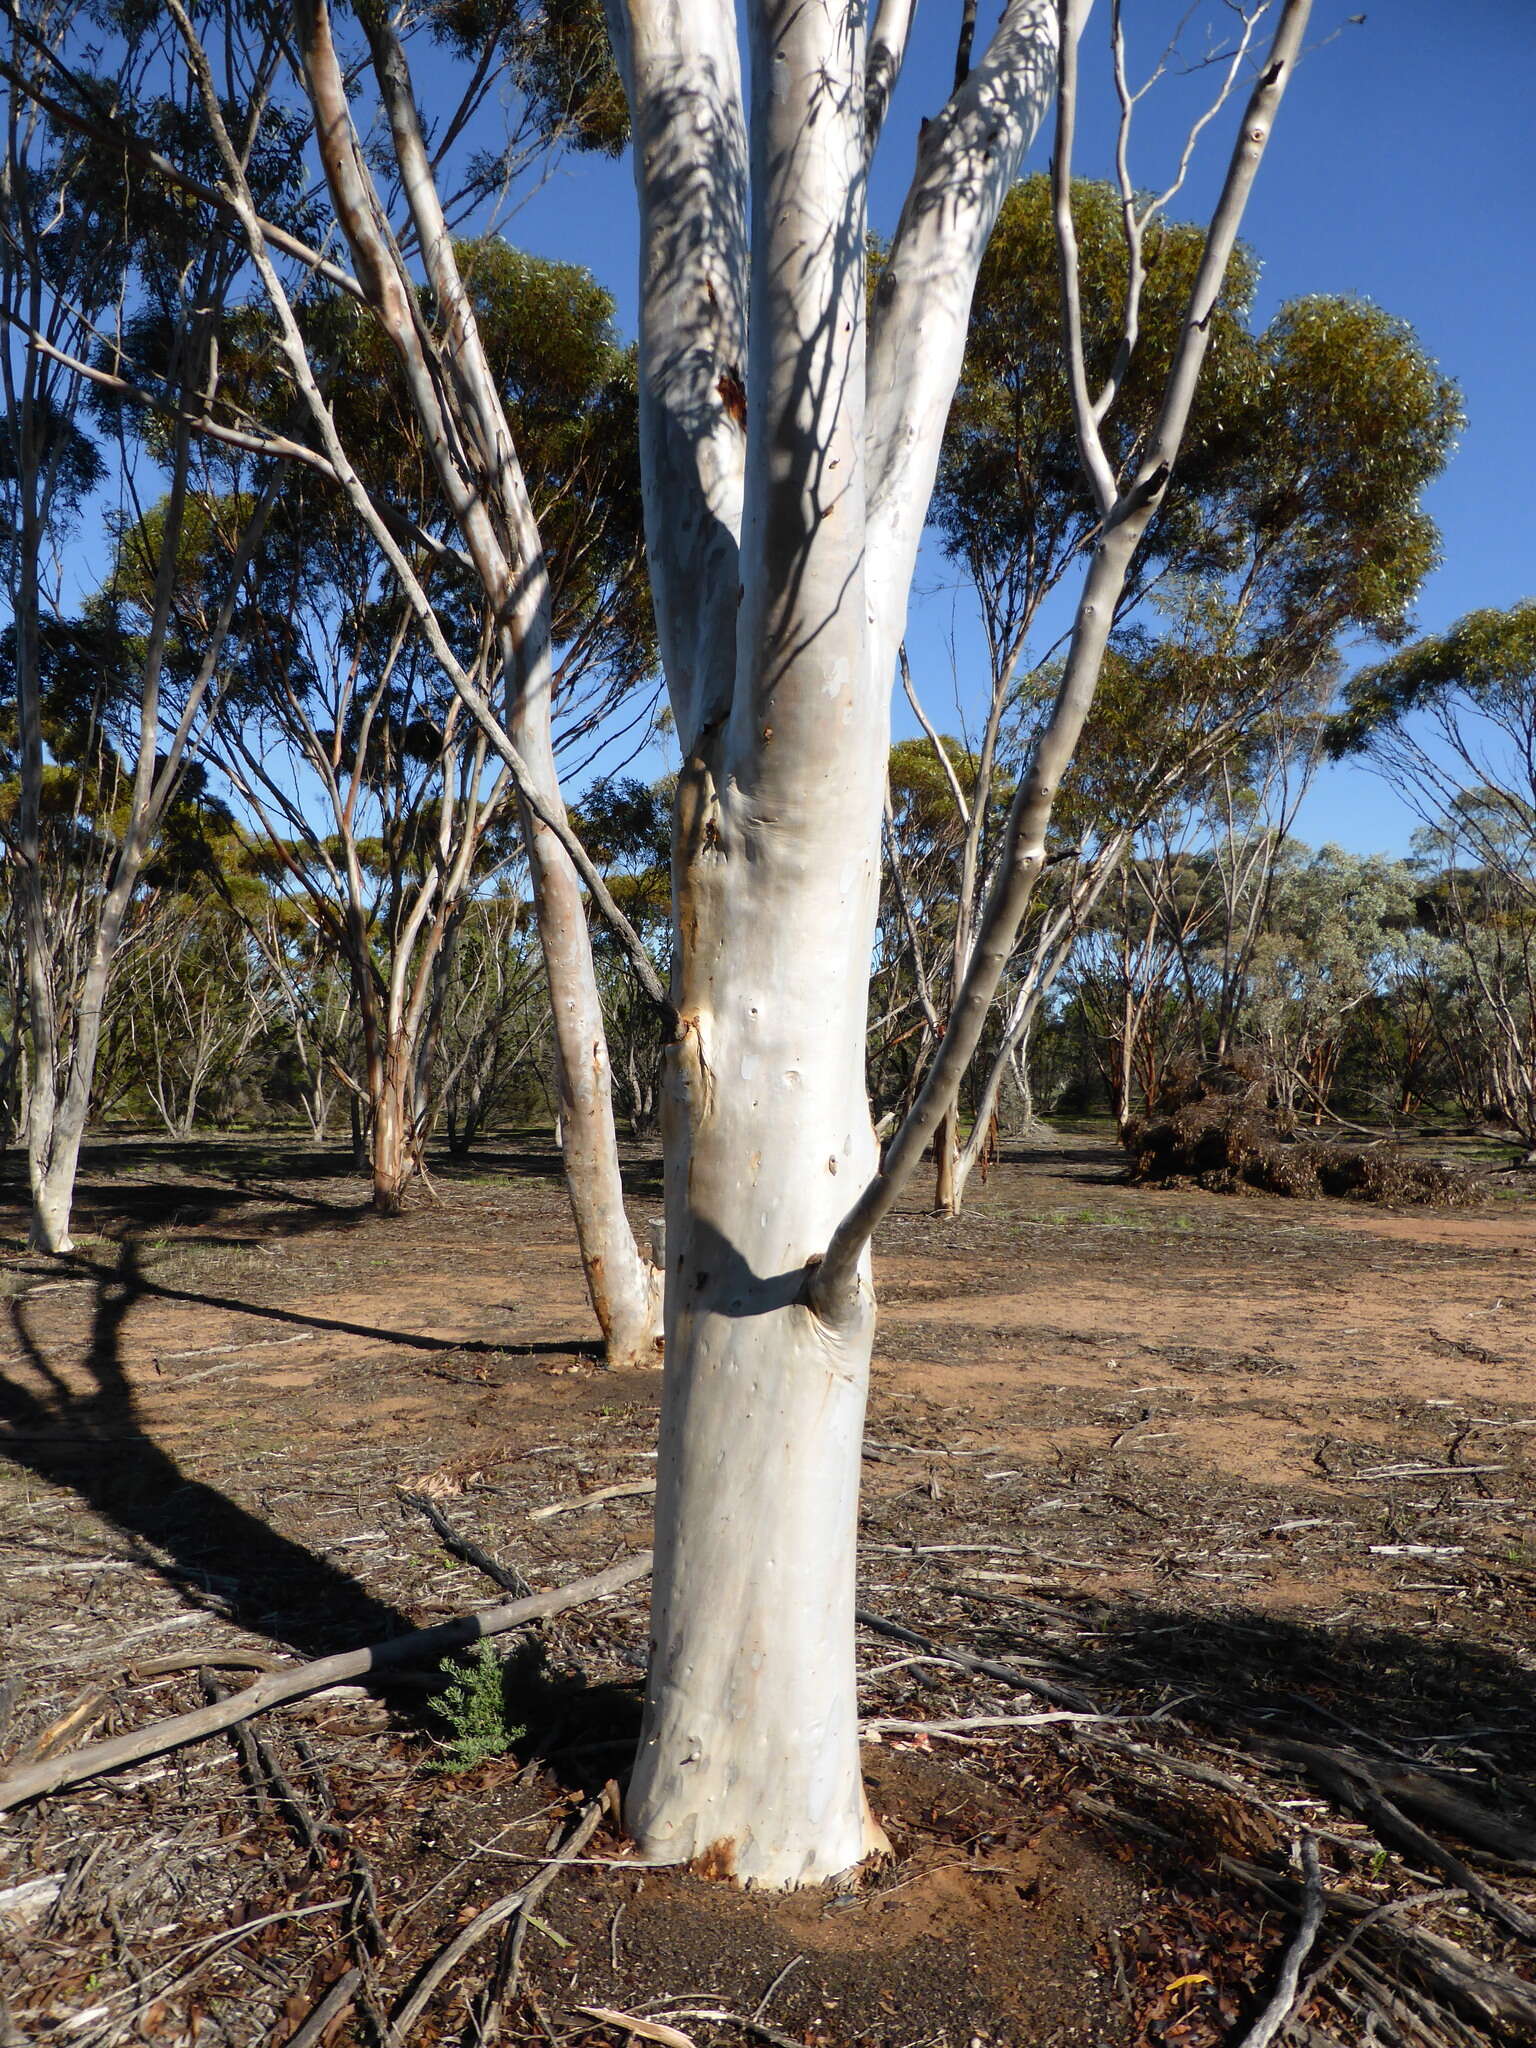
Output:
top-left (1236, 296), bottom-right (1460, 650)
top-left (576, 773), bottom-right (672, 929)
top-left (522, 0), bottom-right (631, 156)
top-left (934, 174), bottom-right (1261, 624)
top-left (1329, 601), bottom-right (1536, 756)
top-left (427, 0), bottom-right (628, 154)
top-left (426, 1642), bottom-right (526, 1774)
top-left (940, 176), bottom-right (1460, 692)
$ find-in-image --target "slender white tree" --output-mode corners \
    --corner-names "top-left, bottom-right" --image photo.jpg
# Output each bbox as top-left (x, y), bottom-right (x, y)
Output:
top-left (0, 3), bottom-right (288, 1249)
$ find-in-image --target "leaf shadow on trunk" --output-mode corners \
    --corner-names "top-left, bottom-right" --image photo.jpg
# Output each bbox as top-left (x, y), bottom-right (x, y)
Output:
top-left (0, 1238), bottom-right (422, 1681)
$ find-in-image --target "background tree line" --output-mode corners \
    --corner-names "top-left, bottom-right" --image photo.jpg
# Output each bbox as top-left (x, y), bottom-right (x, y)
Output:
top-left (0, 4), bottom-right (1528, 1262)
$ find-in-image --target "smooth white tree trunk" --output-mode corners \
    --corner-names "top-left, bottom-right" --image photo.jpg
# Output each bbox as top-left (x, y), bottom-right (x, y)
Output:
top-left (211, 0), bottom-right (1305, 1889)
top-left (628, 823), bottom-right (890, 1879)
top-left (623, 0), bottom-right (893, 1881)
top-left (607, 0), bottom-right (1063, 1884)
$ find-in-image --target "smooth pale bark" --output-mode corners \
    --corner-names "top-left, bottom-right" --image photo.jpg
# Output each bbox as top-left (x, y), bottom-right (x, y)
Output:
top-left (932, 1104), bottom-right (960, 1213)
top-left (624, 0), bottom-right (889, 1884)
top-left (608, 0), bottom-right (1060, 1886)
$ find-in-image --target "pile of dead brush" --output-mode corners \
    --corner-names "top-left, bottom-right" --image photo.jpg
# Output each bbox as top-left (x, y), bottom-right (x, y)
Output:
top-left (1123, 1058), bottom-right (1473, 1207)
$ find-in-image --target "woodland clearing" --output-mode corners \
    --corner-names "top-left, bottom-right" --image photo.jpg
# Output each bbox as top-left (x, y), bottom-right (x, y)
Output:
top-left (2, 1128), bottom-right (1534, 2047)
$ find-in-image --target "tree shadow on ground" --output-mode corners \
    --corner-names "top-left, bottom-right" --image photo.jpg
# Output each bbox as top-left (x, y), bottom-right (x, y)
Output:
top-left (0, 1239), bottom-right (420, 1671)
top-left (8, 1242), bottom-right (600, 1361)
top-left (968, 1582), bottom-right (1536, 1787)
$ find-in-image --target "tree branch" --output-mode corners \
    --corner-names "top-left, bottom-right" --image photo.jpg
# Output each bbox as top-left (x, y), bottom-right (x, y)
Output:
top-left (812, 0), bottom-right (1314, 1320)
top-left (0, 1553), bottom-right (652, 1812)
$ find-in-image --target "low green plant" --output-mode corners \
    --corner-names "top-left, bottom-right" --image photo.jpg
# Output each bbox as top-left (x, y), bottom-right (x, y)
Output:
top-left (426, 1642), bottom-right (524, 1773)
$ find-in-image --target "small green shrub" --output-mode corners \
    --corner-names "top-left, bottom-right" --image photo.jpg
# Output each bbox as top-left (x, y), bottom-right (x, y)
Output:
top-left (426, 1641), bottom-right (525, 1773)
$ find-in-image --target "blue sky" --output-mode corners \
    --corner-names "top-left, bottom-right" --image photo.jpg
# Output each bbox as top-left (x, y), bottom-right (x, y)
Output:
top-left (499, 0), bottom-right (1534, 855)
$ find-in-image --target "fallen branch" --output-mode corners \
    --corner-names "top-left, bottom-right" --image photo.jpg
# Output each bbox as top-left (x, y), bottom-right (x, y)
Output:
top-left (0, 1552), bottom-right (651, 1812)
top-left (1076, 1731), bottom-right (1360, 1852)
top-left (862, 1712), bottom-right (1123, 1738)
top-left (1233, 1835), bottom-right (1324, 2048)
top-left (1220, 1852), bottom-right (1536, 2032)
top-left (1293, 1888), bottom-right (1461, 2025)
top-left (399, 1488), bottom-right (532, 1597)
top-left (1260, 1738), bottom-right (1536, 1944)
top-left (390, 1800), bottom-right (605, 2038)
top-left (276, 1967), bottom-right (362, 2048)
top-left (203, 1670), bottom-right (327, 1862)
top-left (21, 1687), bottom-right (110, 1763)
top-left (131, 1650), bottom-right (286, 1678)
top-left (530, 1481), bottom-right (657, 1522)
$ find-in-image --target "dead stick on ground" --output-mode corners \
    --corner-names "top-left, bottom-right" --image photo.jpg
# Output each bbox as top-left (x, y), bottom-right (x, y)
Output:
top-left (856, 1607), bottom-right (1095, 1712)
top-left (1264, 1738), bottom-right (1536, 1945)
top-left (202, 1671), bottom-right (328, 1861)
top-left (130, 1651), bottom-right (286, 1679)
top-left (862, 1713), bottom-right (1125, 1737)
top-left (481, 1781), bottom-right (618, 2041)
top-left (399, 1490), bottom-right (532, 1597)
top-left (1234, 1835), bottom-right (1324, 2048)
top-left (530, 1481), bottom-right (657, 1522)
top-left (390, 1800), bottom-right (605, 2039)
top-left (399, 1489), bottom-right (533, 1597)
top-left (0, 1553), bottom-right (651, 1813)
top-left (275, 1967), bottom-right (363, 2048)
top-left (1218, 1853), bottom-right (1536, 2030)
top-left (21, 1688), bottom-right (110, 1764)
top-left (1293, 1888), bottom-right (1461, 2021)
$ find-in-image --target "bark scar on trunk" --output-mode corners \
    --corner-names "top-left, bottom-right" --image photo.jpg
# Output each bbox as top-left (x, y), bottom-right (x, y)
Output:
top-left (672, 1012), bottom-right (716, 1119)
top-left (690, 1838), bottom-right (738, 1882)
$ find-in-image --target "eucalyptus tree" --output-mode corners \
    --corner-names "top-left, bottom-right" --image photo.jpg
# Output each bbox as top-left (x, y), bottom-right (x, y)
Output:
top-left (103, 868), bottom-right (269, 1137)
top-left (1038, 660), bottom-right (1326, 1132)
top-left (907, 187), bottom-right (1459, 1207)
top-left (868, 732), bottom-right (986, 1131)
top-left (92, 232), bottom-right (651, 1211)
top-left (598, 0), bottom-right (1316, 1879)
top-left (436, 885), bottom-right (549, 1156)
top-left (0, 7), bottom-right (300, 1249)
top-left (1245, 846), bottom-right (1420, 1127)
top-left (186, 545), bottom-right (522, 1210)
top-left (2, 0), bottom-right (665, 1351)
top-left (1334, 604), bottom-right (1536, 1152)
top-left (296, 0), bottom-right (1310, 1884)
top-left (23, 0), bottom-right (1317, 1881)
top-left (577, 772), bottom-right (677, 1138)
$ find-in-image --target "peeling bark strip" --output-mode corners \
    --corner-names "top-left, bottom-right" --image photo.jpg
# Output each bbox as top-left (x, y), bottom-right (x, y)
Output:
top-left (602, 0), bottom-right (1313, 1885)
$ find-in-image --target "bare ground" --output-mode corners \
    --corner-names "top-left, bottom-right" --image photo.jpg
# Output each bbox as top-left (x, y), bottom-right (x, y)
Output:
top-left (2, 1126), bottom-right (1535, 2048)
